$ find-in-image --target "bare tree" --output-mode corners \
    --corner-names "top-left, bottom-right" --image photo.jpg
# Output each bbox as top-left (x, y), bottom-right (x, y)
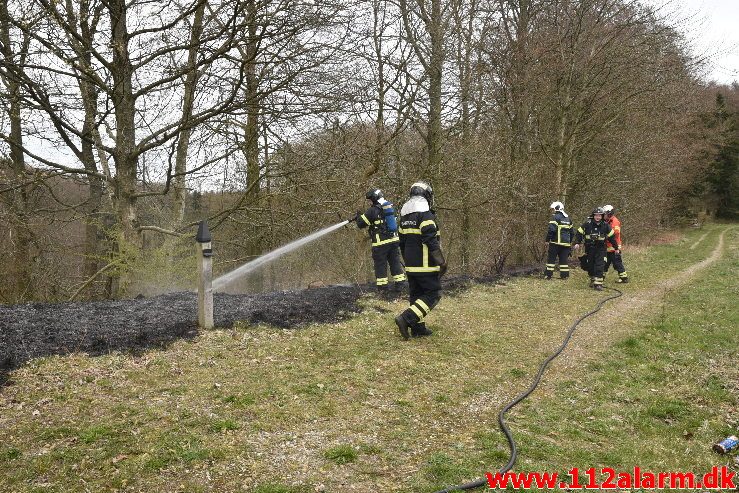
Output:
top-left (0, 0), bottom-right (247, 294)
top-left (0, 0), bottom-right (35, 299)
top-left (0, 0), bottom-right (719, 299)
top-left (398, 0), bottom-right (450, 178)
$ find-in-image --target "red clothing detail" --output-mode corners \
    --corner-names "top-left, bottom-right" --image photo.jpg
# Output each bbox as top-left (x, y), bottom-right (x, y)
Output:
top-left (607, 215), bottom-right (622, 252)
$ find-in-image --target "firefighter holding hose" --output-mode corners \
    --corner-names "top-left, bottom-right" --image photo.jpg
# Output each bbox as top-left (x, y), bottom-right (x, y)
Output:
top-left (573, 207), bottom-right (619, 291)
top-left (394, 182), bottom-right (447, 339)
top-left (354, 188), bottom-right (407, 294)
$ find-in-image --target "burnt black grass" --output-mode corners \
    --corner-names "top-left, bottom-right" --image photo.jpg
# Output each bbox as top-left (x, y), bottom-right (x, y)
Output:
top-left (0, 269), bottom-right (537, 386)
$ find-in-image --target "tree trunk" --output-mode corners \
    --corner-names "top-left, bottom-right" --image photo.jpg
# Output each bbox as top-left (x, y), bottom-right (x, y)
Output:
top-left (0, 0), bottom-right (33, 300)
top-left (81, 105), bottom-right (105, 297)
top-left (76, 8), bottom-right (107, 298)
top-left (243, 0), bottom-right (263, 291)
top-left (109, 0), bottom-right (139, 296)
top-left (427, 0), bottom-right (444, 179)
top-left (172, 0), bottom-right (206, 227)
top-left (369, 0), bottom-right (386, 180)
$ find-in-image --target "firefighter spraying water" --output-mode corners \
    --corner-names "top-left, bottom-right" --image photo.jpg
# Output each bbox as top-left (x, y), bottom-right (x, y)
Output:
top-left (352, 189), bottom-right (407, 294)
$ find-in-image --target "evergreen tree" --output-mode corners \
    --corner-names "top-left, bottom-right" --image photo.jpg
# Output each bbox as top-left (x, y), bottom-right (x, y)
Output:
top-left (708, 93), bottom-right (739, 219)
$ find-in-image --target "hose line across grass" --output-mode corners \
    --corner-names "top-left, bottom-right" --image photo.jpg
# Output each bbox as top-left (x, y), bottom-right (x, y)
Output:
top-left (434, 287), bottom-right (624, 493)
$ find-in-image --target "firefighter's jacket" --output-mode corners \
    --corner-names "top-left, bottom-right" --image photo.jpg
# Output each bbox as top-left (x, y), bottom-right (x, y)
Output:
top-left (574, 219), bottom-right (619, 249)
top-left (356, 200), bottom-right (399, 247)
top-left (398, 196), bottom-right (442, 275)
top-left (606, 215), bottom-right (623, 252)
top-left (546, 211), bottom-right (573, 246)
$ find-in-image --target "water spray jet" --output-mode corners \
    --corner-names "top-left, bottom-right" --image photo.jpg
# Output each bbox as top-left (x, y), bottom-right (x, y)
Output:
top-left (196, 219), bottom-right (351, 327)
top-left (211, 220), bottom-right (350, 293)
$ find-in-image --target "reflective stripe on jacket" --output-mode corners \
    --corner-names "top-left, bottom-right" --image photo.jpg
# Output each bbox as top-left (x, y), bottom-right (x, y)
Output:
top-left (398, 210), bottom-right (441, 274)
top-left (357, 204), bottom-right (399, 247)
top-left (546, 211), bottom-right (573, 246)
top-left (575, 219), bottom-right (619, 249)
top-left (606, 215), bottom-right (622, 252)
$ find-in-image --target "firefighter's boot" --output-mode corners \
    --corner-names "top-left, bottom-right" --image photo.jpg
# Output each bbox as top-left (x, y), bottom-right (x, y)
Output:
top-left (377, 285), bottom-right (392, 300)
top-left (411, 322), bottom-right (433, 337)
top-left (594, 284), bottom-right (603, 291)
top-left (394, 315), bottom-right (411, 340)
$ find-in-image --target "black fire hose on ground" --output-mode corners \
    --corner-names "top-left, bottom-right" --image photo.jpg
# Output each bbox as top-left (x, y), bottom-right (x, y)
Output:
top-left (433, 287), bottom-right (624, 493)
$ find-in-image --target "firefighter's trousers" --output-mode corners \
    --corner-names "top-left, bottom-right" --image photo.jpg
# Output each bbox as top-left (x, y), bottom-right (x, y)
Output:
top-left (605, 251), bottom-right (628, 280)
top-left (399, 274), bottom-right (441, 328)
top-left (586, 243), bottom-right (607, 286)
top-left (545, 243), bottom-right (571, 279)
top-left (372, 243), bottom-right (406, 288)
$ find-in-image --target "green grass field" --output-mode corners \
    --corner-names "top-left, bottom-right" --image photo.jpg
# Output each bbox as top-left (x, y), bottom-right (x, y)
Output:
top-left (1, 223), bottom-right (737, 492)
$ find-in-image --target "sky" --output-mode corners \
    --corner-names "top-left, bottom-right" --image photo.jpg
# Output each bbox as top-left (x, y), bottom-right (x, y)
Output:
top-left (654, 0), bottom-right (739, 84)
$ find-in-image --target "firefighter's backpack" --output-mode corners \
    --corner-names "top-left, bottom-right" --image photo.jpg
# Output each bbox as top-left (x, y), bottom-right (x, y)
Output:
top-left (381, 202), bottom-right (398, 233)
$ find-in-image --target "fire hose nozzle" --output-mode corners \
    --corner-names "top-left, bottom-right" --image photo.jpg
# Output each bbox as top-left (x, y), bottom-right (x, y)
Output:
top-left (347, 212), bottom-right (360, 223)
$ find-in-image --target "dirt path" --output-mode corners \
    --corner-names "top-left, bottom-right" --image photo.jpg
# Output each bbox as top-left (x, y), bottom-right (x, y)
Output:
top-left (689, 231), bottom-right (709, 250)
top-left (558, 227), bottom-right (731, 370)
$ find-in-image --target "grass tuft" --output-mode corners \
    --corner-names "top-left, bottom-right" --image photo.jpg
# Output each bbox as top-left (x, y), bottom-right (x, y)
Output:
top-left (645, 398), bottom-right (690, 421)
top-left (79, 424), bottom-right (117, 444)
top-left (323, 444), bottom-right (358, 465)
top-left (253, 484), bottom-right (310, 493)
top-left (1, 447), bottom-right (21, 461)
top-left (209, 419), bottom-right (240, 433)
top-left (222, 393), bottom-right (256, 407)
top-left (423, 453), bottom-right (475, 486)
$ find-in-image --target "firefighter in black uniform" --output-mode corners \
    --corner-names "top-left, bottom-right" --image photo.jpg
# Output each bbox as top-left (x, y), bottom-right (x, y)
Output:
top-left (356, 188), bottom-right (407, 293)
top-left (544, 201), bottom-right (573, 280)
top-left (394, 182), bottom-right (447, 340)
top-left (573, 207), bottom-right (619, 291)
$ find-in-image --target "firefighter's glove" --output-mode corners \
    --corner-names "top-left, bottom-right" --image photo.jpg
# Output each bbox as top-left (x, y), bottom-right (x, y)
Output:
top-left (430, 249), bottom-right (448, 277)
top-left (349, 211), bottom-right (361, 224)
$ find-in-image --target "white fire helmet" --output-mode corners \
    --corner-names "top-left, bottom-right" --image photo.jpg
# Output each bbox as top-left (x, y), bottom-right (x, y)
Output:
top-left (549, 201), bottom-right (564, 212)
top-left (603, 204), bottom-right (614, 214)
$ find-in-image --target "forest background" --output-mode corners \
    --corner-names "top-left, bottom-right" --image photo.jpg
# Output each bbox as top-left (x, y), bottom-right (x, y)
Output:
top-left (1, 0), bottom-right (737, 302)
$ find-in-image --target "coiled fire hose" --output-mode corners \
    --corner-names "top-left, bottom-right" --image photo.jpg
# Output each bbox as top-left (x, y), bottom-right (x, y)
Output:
top-left (433, 287), bottom-right (624, 493)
